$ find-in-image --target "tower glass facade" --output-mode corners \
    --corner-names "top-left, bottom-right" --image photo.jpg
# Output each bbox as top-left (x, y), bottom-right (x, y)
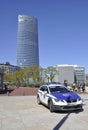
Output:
top-left (17, 15), bottom-right (39, 67)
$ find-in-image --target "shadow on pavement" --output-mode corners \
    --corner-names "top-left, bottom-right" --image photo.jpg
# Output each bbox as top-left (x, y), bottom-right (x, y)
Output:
top-left (52, 109), bottom-right (83, 130)
top-left (54, 108), bottom-right (84, 114)
top-left (53, 113), bottom-right (70, 130)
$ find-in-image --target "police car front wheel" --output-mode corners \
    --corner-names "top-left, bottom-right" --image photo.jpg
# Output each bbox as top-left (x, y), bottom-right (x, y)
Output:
top-left (49, 100), bottom-right (54, 112)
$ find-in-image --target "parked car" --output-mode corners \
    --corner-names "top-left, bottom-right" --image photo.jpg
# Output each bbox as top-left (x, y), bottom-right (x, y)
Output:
top-left (37, 83), bottom-right (83, 112)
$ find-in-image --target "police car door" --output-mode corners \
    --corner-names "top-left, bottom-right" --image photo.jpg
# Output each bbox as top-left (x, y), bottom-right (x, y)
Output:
top-left (39, 86), bottom-right (46, 103)
top-left (42, 86), bottom-right (49, 104)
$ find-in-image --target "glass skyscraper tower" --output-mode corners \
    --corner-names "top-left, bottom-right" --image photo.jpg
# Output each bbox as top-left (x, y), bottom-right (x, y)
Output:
top-left (17, 15), bottom-right (39, 67)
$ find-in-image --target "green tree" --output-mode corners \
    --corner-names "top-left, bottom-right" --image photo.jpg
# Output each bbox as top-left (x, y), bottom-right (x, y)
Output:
top-left (4, 65), bottom-right (43, 87)
top-left (28, 65), bottom-right (39, 82)
top-left (45, 66), bottom-right (57, 82)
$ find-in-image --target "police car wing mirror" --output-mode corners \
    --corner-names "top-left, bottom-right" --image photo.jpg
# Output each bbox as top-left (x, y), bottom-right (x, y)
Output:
top-left (44, 91), bottom-right (48, 94)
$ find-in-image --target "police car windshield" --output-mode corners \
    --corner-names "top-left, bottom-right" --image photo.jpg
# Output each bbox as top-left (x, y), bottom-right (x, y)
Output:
top-left (49, 86), bottom-right (70, 93)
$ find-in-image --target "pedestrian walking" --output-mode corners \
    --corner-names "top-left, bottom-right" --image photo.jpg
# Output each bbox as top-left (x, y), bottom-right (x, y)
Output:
top-left (72, 82), bottom-right (76, 91)
top-left (64, 80), bottom-right (68, 87)
top-left (82, 82), bottom-right (85, 92)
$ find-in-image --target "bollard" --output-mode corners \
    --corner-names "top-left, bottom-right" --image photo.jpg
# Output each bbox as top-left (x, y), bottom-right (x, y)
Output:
top-left (7, 91), bottom-right (9, 96)
top-left (22, 91), bottom-right (25, 96)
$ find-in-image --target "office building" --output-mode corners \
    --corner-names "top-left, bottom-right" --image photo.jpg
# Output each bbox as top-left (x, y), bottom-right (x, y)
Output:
top-left (74, 66), bottom-right (85, 83)
top-left (17, 15), bottom-right (39, 67)
top-left (56, 65), bottom-right (74, 84)
top-left (55, 64), bottom-right (85, 84)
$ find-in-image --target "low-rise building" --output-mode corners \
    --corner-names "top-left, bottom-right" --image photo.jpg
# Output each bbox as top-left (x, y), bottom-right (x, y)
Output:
top-left (55, 64), bottom-right (85, 84)
top-left (0, 62), bottom-right (20, 73)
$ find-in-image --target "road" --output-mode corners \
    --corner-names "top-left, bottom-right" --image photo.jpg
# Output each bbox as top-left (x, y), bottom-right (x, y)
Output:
top-left (0, 94), bottom-right (88, 130)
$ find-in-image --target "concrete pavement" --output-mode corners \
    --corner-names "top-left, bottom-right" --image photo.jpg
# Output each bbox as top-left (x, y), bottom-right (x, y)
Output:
top-left (0, 94), bottom-right (88, 130)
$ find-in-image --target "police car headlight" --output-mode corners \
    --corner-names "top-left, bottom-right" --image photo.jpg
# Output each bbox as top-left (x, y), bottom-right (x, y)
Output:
top-left (54, 99), bottom-right (64, 102)
top-left (77, 98), bottom-right (82, 101)
top-left (78, 98), bottom-right (81, 101)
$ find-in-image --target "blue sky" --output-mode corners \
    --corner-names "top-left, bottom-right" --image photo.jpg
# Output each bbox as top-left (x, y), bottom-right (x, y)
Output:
top-left (0, 0), bottom-right (88, 72)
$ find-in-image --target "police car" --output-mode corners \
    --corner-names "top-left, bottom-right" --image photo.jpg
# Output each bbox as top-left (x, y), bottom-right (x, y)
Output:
top-left (37, 82), bottom-right (83, 112)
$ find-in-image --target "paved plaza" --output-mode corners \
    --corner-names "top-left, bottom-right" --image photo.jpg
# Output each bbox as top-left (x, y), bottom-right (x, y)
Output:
top-left (0, 94), bottom-right (88, 130)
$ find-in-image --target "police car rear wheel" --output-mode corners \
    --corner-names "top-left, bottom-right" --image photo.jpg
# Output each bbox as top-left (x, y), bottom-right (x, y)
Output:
top-left (37, 96), bottom-right (41, 104)
top-left (49, 100), bottom-right (54, 112)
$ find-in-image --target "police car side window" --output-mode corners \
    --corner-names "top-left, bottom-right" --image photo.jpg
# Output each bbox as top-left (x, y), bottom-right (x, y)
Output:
top-left (40, 86), bottom-right (45, 91)
top-left (45, 86), bottom-right (49, 93)
top-left (40, 86), bottom-right (49, 92)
